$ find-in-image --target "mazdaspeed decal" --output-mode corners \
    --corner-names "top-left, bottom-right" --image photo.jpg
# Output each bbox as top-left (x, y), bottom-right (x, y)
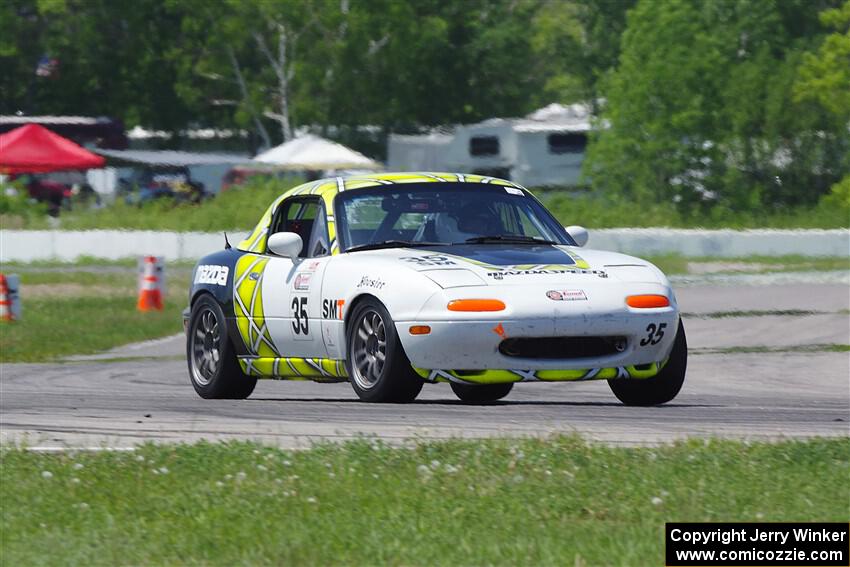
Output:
top-left (488, 267), bottom-right (607, 280)
top-left (418, 244), bottom-right (579, 270)
top-left (195, 265), bottom-right (229, 286)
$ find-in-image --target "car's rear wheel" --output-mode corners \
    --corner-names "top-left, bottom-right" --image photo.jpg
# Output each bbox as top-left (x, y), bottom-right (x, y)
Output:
top-left (188, 295), bottom-right (257, 399)
top-left (450, 381), bottom-right (513, 403)
top-left (346, 298), bottom-right (423, 403)
top-left (608, 319), bottom-right (687, 406)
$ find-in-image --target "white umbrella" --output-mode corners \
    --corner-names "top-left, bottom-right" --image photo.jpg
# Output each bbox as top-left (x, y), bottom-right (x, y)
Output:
top-left (253, 134), bottom-right (381, 170)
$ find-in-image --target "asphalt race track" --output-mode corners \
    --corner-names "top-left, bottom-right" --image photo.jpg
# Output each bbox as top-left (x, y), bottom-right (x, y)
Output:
top-left (2, 282), bottom-right (848, 448)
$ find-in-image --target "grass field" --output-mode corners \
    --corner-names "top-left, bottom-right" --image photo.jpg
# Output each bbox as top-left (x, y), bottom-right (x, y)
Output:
top-left (1, 436), bottom-right (847, 565)
top-left (645, 253), bottom-right (850, 276)
top-left (9, 179), bottom-right (299, 232)
top-left (0, 267), bottom-right (190, 362)
top-left (4, 177), bottom-right (848, 231)
top-left (539, 191), bottom-right (850, 230)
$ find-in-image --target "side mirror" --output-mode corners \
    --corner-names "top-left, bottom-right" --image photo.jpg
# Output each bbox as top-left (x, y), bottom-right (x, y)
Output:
top-left (565, 225), bottom-right (588, 247)
top-left (267, 232), bottom-right (303, 258)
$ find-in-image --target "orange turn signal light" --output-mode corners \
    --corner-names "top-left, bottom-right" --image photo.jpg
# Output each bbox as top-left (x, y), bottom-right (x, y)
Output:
top-left (409, 325), bottom-right (431, 335)
top-left (447, 299), bottom-right (506, 312)
top-left (626, 294), bottom-right (670, 308)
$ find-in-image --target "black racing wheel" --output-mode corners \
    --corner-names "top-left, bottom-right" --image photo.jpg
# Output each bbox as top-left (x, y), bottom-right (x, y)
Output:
top-left (345, 297), bottom-right (423, 403)
top-left (450, 381), bottom-right (514, 403)
top-left (187, 294), bottom-right (257, 399)
top-left (608, 319), bottom-right (687, 406)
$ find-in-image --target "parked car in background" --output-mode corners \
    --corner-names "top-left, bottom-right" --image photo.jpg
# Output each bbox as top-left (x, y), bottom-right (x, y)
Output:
top-left (220, 165), bottom-right (279, 192)
top-left (120, 165), bottom-right (206, 204)
top-left (7, 173), bottom-right (97, 216)
top-left (42, 171), bottom-right (100, 208)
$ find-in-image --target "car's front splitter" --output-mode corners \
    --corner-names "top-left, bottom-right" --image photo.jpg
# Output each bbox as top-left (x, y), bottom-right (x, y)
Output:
top-left (413, 360), bottom-right (667, 385)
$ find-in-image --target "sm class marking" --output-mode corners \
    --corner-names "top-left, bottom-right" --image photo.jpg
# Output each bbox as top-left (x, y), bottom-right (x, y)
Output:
top-left (322, 299), bottom-right (345, 320)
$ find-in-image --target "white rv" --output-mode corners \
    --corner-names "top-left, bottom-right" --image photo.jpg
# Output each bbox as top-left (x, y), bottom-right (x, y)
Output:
top-left (387, 103), bottom-right (592, 187)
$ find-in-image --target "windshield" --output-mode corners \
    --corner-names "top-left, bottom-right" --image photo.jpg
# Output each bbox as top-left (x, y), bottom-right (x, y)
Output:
top-left (334, 183), bottom-right (573, 251)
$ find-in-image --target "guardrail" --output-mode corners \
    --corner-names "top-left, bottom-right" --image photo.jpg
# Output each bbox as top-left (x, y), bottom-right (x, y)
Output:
top-left (1, 228), bottom-right (848, 262)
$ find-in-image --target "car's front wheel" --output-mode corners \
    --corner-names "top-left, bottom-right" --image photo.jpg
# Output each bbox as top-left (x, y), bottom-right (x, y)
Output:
top-left (345, 298), bottom-right (423, 403)
top-left (450, 381), bottom-right (513, 403)
top-left (187, 295), bottom-right (257, 399)
top-left (608, 319), bottom-right (687, 406)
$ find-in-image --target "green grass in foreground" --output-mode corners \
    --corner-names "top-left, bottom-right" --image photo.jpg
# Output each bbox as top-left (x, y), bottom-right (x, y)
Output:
top-left (1, 437), bottom-right (847, 566)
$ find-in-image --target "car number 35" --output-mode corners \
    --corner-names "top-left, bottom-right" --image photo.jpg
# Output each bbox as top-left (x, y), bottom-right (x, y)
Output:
top-left (640, 322), bottom-right (666, 346)
top-left (291, 296), bottom-right (309, 335)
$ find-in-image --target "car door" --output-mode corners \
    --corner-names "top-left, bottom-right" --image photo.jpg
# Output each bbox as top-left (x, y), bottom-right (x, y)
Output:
top-left (261, 196), bottom-right (333, 359)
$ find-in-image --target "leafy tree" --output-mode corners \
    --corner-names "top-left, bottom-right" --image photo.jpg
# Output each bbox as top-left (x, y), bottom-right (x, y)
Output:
top-left (795, 0), bottom-right (850, 117)
top-left (585, 0), bottom-right (848, 212)
top-left (0, 0), bottom-right (197, 132)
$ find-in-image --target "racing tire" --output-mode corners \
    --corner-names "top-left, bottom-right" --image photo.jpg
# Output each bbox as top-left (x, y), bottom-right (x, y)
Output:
top-left (450, 381), bottom-right (513, 403)
top-left (187, 294), bottom-right (257, 399)
top-left (608, 319), bottom-right (687, 406)
top-left (345, 298), bottom-right (424, 403)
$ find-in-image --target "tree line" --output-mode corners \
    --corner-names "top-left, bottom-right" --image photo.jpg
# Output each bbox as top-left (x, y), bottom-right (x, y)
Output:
top-left (1, 0), bottom-right (847, 212)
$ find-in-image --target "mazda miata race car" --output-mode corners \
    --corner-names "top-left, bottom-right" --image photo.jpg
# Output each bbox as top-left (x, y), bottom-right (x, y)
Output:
top-left (185, 172), bottom-right (687, 404)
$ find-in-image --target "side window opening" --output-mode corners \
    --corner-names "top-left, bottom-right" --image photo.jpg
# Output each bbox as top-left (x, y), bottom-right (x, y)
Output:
top-left (269, 198), bottom-right (329, 258)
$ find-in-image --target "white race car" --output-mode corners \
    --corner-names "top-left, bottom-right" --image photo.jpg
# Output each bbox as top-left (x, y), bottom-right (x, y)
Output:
top-left (185, 172), bottom-right (686, 404)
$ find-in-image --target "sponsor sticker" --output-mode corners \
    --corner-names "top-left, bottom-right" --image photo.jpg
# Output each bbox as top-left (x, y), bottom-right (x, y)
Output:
top-left (322, 298), bottom-right (345, 320)
top-left (504, 187), bottom-right (524, 196)
top-left (357, 276), bottom-right (386, 290)
top-left (400, 255), bottom-right (456, 267)
top-left (546, 289), bottom-right (587, 301)
top-left (195, 265), bottom-right (229, 286)
top-left (293, 273), bottom-right (312, 291)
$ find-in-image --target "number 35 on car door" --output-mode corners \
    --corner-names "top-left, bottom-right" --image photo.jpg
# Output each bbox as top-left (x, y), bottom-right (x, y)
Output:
top-left (291, 295), bottom-right (310, 339)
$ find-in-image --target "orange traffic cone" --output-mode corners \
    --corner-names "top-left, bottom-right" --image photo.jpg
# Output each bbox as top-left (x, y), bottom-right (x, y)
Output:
top-left (137, 256), bottom-right (164, 312)
top-left (0, 274), bottom-right (12, 321)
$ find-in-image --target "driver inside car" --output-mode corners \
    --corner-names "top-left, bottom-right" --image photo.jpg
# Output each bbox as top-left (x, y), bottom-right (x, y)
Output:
top-left (433, 202), bottom-right (505, 243)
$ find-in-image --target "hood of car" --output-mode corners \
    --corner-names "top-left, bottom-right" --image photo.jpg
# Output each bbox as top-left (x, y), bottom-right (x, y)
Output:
top-left (356, 244), bottom-right (663, 286)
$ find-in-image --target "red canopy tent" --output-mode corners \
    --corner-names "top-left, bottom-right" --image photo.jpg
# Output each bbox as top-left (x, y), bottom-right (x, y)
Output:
top-left (0, 123), bottom-right (105, 174)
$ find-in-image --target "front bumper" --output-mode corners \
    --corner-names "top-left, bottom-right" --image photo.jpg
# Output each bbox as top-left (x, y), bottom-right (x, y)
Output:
top-left (396, 283), bottom-right (679, 384)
